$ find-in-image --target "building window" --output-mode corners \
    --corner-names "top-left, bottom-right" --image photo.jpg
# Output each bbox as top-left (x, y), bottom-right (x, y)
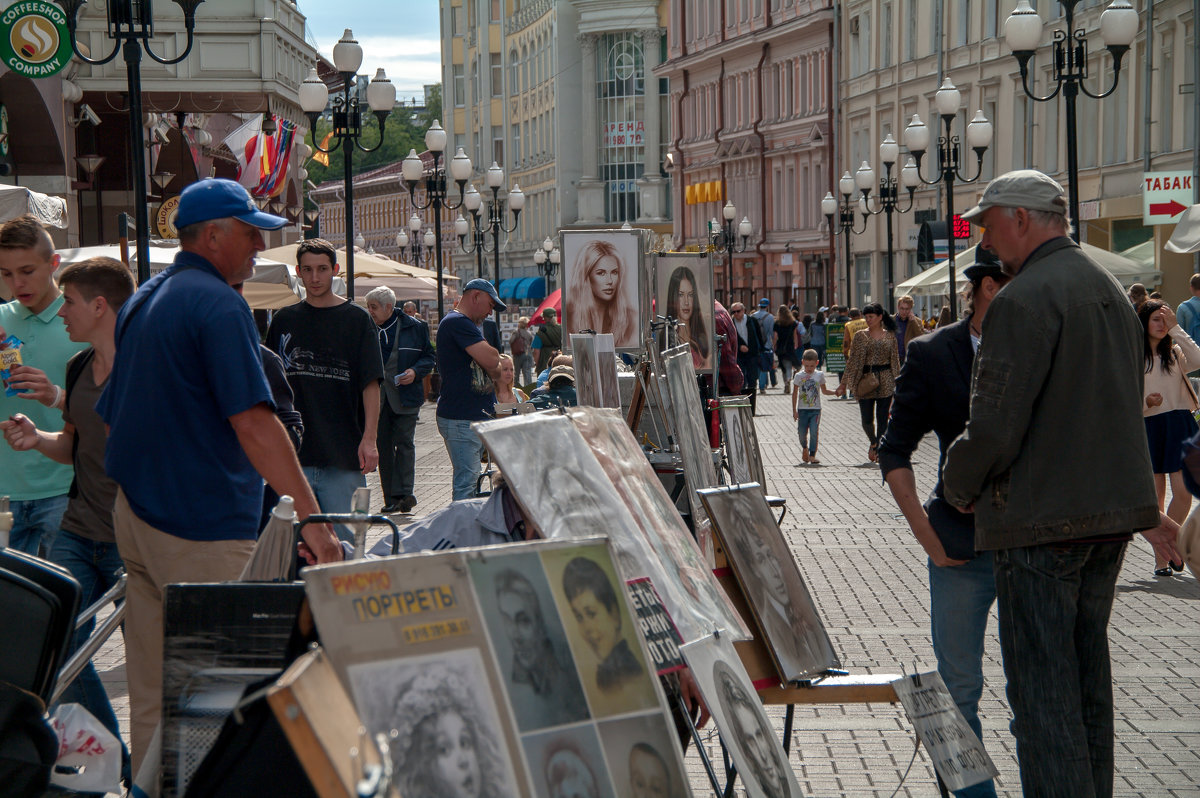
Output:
top-left (984, 0), bottom-right (998, 39)
top-left (490, 0), bottom-right (500, 22)
top-left (881, 4), bottom-right (892, 67)
top-left (509, 49), bottom-right (518, 90)
top-left (905, 0), bottom-right (917, 60)
top-left (490, 53), bottom-right (503, 97)
top-left (955, 3), bottom-right (970, 46)
top-left (1159, 33), bottom-right (1174, 153)
top-left (512, 123), bottom-right (521, 163)
top-left (492, 125), bottom-right (503, 166)
top-left (598, 32), bottom-right (646, 223)
top-left (453, 64), bottom-right (465, 107)
top-left (451, 5), bottom-right (462, 36)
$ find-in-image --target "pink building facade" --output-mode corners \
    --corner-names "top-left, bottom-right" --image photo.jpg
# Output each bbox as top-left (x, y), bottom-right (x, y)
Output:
top-left (657, 0), bottom-right (837, 311)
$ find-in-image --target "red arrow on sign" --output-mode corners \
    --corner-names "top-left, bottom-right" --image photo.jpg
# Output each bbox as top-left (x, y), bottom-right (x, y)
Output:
top-left (1150, 199), bottom-right (1188, 217)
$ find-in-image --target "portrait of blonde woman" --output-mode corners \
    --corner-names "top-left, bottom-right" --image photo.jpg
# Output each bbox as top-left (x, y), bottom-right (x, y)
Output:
top-left (564, 235), bottom-right (640, 348)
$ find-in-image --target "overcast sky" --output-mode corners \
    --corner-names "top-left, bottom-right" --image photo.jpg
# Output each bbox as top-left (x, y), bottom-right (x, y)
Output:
top-left (298, 0), bottom-right (443, 102)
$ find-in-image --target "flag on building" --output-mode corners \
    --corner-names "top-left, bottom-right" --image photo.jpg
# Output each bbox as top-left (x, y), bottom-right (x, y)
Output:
top-left (221, 114), bottom-right (265, 191)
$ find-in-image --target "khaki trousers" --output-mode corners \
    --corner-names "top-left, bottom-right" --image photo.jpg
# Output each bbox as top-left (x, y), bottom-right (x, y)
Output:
top-left (113, 488), bottom-right (255, 775)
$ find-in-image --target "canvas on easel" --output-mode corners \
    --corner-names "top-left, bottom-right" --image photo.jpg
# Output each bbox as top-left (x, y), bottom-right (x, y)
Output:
top-left (663, 345), bottom-right (719, 508)
top-left (561, 229), bottom-right (642, 351)
top-left (654, 252), bottom-right (715, 373)
top-left (698, 484), bottom-right (840, 682)
top-left (718, 396), bottom-right (765, 487)
top-left (681, 633), bottom-right (805, 798)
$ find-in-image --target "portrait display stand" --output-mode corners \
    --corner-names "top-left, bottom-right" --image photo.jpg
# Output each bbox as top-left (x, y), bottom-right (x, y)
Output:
top-left (715, 397), bottom-right (787, 525)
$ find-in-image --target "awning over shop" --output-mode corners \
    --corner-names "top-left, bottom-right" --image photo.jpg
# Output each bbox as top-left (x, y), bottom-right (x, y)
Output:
top-left (514, 276), bottom-right (546, 299)
top-left (497, 278), bottom-right (522, 298)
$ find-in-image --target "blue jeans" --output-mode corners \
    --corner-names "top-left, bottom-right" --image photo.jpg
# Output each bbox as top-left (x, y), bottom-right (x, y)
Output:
top-left (437, 416), bottom-right (484, 500)
top-left (49, 529), bottom-right (130, 783)
top-left (758, 351), bottom-right (775, 388)
top-left (302, 466), bottom-right (367, 543)
top-left (994, 541), bottom-right (1126, 798)
top-left (8, 493), bottom-right (68, 557)
top-left (928, 553), bottom-right (998, 798)
top-left (796, 409), bottom-right (821, 455)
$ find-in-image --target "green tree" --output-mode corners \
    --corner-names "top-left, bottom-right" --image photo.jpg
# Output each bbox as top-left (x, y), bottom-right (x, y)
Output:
top-left (418, 84), bottom-right (442, 132)
top-left (304, 112), bottom-right (425, 187)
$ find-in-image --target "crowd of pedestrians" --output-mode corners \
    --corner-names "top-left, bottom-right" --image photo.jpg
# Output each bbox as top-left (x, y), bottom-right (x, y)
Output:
top-left (0, 169), bottom-right (1194, 798)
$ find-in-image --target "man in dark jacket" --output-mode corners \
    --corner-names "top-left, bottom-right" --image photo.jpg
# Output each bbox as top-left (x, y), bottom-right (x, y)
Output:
top-left (877, 249), bottom-right (1009, 798)
top-left (367, 286), bottom-right (435, 514)
top-left (942, 170), bottom-right (1180, 797)
top-left (730, 302), bottom-right (763, 414)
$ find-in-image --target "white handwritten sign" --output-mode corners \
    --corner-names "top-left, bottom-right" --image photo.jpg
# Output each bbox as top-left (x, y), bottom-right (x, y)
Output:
top-left (892, 671), bottom-right (999, 792)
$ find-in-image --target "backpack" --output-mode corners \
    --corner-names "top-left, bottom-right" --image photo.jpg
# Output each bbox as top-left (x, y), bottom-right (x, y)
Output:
top-left (510, 330), bottom-right (527, 356)
top-left (1183, 297), bottom-right (1200, 344)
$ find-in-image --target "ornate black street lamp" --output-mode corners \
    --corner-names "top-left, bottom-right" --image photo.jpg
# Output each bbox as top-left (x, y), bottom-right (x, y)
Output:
top-left (401, 123), bottom-right (472, 321)
top-left (853, 134), bottom-right (919, 304)
top-left (300, 30), bottom-right (396, 301)
top-left (902, 79), bottom-right (993, 317)
top-left (533, 236), bottom-right (560, 287)
top-left (451, 161), bottom-right (523, 328)
top-left (454, 184), bottom-right (487, 281)
top-left (822, 172), bottom-right (869, 304)
top-left (708, 200), bottom-right (752, 304)
top-left (59, 0), bottom-right (205, 284)
top-left (397, 213), bottom-right (435, 268)
top-left (1004, 0), bottom-right (1138, 241)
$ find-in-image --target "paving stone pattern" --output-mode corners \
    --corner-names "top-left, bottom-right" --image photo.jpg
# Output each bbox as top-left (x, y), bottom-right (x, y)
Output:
top-left (92, 383), bottom-right (1200, 797)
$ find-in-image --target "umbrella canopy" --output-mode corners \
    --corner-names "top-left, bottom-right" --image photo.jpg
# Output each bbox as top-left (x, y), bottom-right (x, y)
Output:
top-left (0, 183), bottom-right (67, 228)
top-left (528, 288), bottom-right (562, 323)
top-left (895, 242), bottom-right (1161, 299)
top-left (351, 274), bottom-right (446, 303)
top-left (1166, 204), bottom-right (1200, 254)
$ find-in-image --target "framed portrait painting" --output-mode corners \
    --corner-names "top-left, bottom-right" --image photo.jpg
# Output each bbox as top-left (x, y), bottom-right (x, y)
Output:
top-left (698, 484), bottom-right (840, 682)
top-left (654, 252), bottom-right (714, 373)
top-left (561, 229), bottom-right (642, 351)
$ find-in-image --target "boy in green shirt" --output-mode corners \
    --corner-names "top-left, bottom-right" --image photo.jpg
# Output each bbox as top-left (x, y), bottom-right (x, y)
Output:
top-left (0, 214), bottom-right (87, 555)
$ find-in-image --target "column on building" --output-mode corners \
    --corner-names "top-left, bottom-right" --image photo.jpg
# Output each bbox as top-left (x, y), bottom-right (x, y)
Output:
top-left (636, 27), bottom-right (666, 222)
top-left (576, 33), bottom-right (606, 223)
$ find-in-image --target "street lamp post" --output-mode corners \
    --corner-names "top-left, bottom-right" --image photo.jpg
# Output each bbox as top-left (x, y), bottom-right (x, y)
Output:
top-left (454, 184), bottom-right (487, 281)
top-left (533, 236), bottom-right (560, 288)
top-left (401, 123), bottom-right (473, 321)
top-left (854, 135), bottom-right (920, 304)
top-left (452, 162), bottom-right (523, 329)
top-left (300, 30), bottom-right (397, 301)
top-left (1004, 0), bottom-right (1138, 241)
top-left (396, 213), bottom-right (436, 267)
top-left (708, 200), bottom-right (753, 304)
top-left (902, 79), bottom-right (994, 317)
top-left (59, 0), bottom-right (205, 285)
top-left (822, 171), bottom-right (869, 305)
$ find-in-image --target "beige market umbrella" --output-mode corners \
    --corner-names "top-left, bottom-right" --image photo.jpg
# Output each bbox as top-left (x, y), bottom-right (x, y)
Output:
top-left (1166, 205), bottom-right (1200, 254)
top-left (351, 274), bottom-right (447, 302)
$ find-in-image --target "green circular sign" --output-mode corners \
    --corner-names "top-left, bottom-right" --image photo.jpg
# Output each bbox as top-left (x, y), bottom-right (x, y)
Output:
top-left (0, 2), bottom-right (72, 79)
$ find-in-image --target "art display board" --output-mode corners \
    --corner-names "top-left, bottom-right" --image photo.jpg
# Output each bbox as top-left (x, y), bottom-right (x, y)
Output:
top-left (625, 578), bottom-right (686, 676)
top-left (654, 252), bottom-right (715, 373)
top-left (561, 229), bottom-right (643, 351)
top-left (302, 538), bottom-right (693, 798)
top-left (571, 333), bottom-right (621, 409)
top-left (698, 484), bottom-right (841, 682)
top-left (663, 345), bottom-right (720, 511)
top-left (681, 633), bottom-right (805, 798)
top-left (823, 322), bottom-right (846, 373)
top-left (892, 671), bottom-right (999, 791)
top-left (474, 409), bottom-right (749, 642)
top-left (718, 396), bottom-right (766, 488)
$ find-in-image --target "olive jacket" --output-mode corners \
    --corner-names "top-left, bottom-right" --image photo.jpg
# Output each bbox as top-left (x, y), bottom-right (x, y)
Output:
top-left (942, 237), bottom-right (1159, 549)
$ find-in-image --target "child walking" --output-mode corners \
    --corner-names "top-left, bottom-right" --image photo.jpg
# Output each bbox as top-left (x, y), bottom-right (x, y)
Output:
top-left (792, 349), bottom-right (836, 464)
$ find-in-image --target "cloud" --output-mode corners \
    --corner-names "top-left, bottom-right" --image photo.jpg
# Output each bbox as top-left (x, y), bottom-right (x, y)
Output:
top-left (308, 32), bottom-right (442, 98)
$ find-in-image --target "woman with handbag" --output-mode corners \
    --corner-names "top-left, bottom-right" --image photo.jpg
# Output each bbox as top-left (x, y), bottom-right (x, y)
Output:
top-left (836, 302), bottom-right (900, 462)
top-left (1139, 299), bottom-right (1199, 577)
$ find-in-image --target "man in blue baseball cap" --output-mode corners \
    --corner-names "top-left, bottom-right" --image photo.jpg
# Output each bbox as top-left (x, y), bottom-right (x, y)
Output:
top-left (97, 178), bottom-right (342, 772)
top-left (436, 278), bottom-right (504, 500)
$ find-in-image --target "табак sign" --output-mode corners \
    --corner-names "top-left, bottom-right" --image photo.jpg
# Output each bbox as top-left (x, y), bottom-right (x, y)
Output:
top-left (1143, 171), bottom-right (1194, 226)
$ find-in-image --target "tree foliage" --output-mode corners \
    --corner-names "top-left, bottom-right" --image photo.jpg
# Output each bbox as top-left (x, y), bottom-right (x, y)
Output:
top-left (305, 110), bottom-right (426, 187)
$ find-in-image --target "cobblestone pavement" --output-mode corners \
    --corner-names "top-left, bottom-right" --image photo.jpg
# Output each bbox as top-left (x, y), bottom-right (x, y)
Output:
top-left (93, 382), bottom-right (1200, 796)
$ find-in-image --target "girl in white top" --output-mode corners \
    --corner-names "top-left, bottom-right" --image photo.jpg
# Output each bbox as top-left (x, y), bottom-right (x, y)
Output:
top-left (1138, 299), bottom-right (1200, 576)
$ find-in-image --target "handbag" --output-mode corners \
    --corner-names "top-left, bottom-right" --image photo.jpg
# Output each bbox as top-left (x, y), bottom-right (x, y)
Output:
top-left (856, 368), bottom-right (880, 396)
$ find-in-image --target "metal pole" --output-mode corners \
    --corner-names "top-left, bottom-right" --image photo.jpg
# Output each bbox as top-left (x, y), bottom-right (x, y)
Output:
top-left (843, 219), bottom-right (851, 303)
top-left (434, 196), bottom-right (446, 321)
top-left (943, 118), bottom-right (958, 318)
top-left (1062, 2), bottom-right (1081, 242)
top-left (491, 193), bottom-right (501, 330)
top-left (123, 40), bottom-right (150, 285)
top-left (343, 75), bottom-right (356, 300)
top-left (885, 200), bottom-right (895, 307)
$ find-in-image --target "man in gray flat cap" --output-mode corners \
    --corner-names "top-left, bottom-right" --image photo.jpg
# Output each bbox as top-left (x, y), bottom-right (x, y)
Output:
top-left (941, 170), bottom-right (1181, 798)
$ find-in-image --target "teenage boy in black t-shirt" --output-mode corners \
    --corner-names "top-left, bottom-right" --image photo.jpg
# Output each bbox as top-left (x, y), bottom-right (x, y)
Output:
top-left (266, 238), bottom-right (383, 541)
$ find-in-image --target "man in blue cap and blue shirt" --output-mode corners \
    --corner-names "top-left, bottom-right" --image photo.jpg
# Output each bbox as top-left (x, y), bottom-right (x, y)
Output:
top-left (97, 178), bottom-right (343, 773)
top-left (436, 278), bottom-right (504, 499)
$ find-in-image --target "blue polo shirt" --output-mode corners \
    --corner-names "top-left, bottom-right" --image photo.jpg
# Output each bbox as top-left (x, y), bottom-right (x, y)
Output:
top-left (97, 252), bottom-right (273, 541)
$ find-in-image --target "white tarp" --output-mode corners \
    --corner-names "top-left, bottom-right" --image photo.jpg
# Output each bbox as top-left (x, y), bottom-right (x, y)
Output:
top-left (0, 183), bottom-right (67, 228)
top-left (895, 242), bottom-right (1161, 298)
